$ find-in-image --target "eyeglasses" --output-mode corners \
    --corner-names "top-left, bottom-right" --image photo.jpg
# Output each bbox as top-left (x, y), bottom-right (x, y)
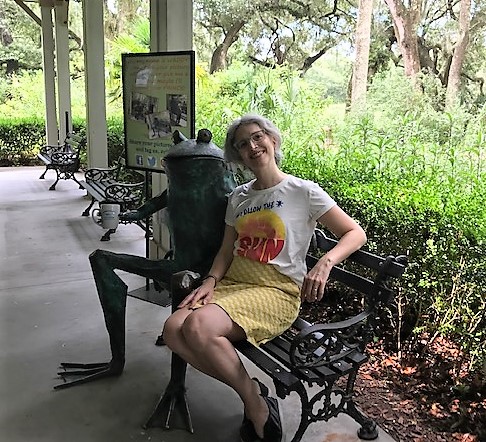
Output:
top-left (234, 130), bottom-right (267, 151)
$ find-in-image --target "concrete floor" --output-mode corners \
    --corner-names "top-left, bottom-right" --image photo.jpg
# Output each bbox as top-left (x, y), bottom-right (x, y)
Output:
top-left (0, 166), bottom-right (396, 442)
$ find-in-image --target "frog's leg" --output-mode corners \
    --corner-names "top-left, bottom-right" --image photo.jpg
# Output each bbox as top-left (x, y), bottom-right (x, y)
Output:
top-left (144, 270), bottom-right (200, 433)
top-left (54, 249), bottom-right (179, 390)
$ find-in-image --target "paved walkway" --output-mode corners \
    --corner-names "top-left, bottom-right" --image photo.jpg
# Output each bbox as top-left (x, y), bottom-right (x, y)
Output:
top-left (0, 166), bottom-right (396, 442)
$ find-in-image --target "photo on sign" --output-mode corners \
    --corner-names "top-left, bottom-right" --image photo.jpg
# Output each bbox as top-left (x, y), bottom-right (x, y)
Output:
top-left (167, 94), bottom-right (187, 128)
top-left (129, 92), bottom-right (173, 140)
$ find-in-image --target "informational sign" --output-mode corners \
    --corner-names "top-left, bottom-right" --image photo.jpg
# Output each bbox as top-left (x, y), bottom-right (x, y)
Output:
top-left (121, 51), bottom-right (195, 173)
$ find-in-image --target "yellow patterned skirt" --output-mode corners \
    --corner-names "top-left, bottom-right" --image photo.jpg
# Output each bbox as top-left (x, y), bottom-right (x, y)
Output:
top-left (205, 256), bottom-right (301, 346)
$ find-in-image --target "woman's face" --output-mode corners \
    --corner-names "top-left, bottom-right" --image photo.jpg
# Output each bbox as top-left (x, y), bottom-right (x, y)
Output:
top-left (233, 123), bottom-right (277, 169)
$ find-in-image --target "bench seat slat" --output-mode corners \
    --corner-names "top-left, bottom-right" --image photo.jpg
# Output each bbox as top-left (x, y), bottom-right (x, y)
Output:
top-left (263, 341), bottom-right (338, 382)
top-left (235, 340), bottom-right (301, 390)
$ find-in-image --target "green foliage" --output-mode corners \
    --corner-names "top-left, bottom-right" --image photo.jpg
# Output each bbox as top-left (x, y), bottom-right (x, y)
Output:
top-left (106, 116), bottom-right (125, 164)
top-left (196, 64), bottom-right (485, 371)
top-left (0, 0), bottom-right (43, 73)
top-left (0, 61), bottom-right (484, 373)
top-left (105, 17), bottom-right (150, 102)
top-left (0, 116), bottom-right (45, 166)
top-left (0, 115), bottom-right (124, 168)
top-left (194, 0), bottom-right (355, 73)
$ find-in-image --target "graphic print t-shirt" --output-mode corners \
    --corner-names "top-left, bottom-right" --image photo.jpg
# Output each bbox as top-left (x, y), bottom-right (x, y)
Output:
top-left (225, 175), bottom-right (336, 287)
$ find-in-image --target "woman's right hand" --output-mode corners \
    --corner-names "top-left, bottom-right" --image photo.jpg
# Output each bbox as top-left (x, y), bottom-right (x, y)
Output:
top-left (177, 278), bottom-right (216, 309)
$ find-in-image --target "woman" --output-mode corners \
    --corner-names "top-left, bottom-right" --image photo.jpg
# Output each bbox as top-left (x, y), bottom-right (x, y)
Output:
top-left (162, 114), bottom-right (367, 442)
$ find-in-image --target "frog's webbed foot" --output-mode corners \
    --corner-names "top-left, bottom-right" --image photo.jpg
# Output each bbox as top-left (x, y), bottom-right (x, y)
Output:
top-left (54, 359), bottom-right (124, 390)
top-left (143, 379), bottom-right (193, 433)
top-left (143, 353), bottom-right (192, 433)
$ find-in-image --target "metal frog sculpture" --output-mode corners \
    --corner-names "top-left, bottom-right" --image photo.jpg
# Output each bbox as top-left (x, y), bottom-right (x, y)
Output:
top-left (55, 129), bottom-right (236, 413)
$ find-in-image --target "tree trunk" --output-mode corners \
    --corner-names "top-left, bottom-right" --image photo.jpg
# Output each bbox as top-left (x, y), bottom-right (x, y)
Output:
top-left (104, 0), bottom-right (140, 38)
top-left (446, 0), bottom-right (472, 108)
top-left (350, 0), bottom-right (373, 111)
top-left (384, 0), bottom-right (421, 81)
top-left (209, 21), bottom-right (245, 74)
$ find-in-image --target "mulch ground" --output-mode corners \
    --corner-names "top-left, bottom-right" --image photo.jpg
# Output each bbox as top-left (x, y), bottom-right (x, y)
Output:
top-left (299, 302), bottom-right (486, 442)
top-left (353, 338), bottom-right (486, 442)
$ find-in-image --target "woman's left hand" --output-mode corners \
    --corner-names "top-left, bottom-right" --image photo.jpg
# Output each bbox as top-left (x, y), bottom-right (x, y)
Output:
top-left (301, 257), bottom-right (333, 302)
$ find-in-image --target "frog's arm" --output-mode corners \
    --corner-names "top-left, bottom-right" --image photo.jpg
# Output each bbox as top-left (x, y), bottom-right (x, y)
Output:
top-left (120, 190), bottom-right (168, 221)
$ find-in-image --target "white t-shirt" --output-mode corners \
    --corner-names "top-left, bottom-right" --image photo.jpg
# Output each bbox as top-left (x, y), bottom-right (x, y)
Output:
top-left (225, 175), bottom-right (336, 287)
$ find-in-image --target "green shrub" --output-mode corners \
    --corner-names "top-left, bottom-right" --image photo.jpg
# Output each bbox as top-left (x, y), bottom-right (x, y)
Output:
top-left (0, 116), bottom-right (45, 166)
top-left (0, 115), bottom-right (125, 168)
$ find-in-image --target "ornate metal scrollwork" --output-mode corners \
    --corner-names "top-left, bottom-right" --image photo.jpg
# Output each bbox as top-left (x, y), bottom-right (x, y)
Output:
top-left (289, 313), bottom-right (370, 369)
top-left (105, 182), bottom-right (143, 204)
top-left (85, 167), bottom-right (119, 182)
top-left (308, 385), bottom-right (347, 422)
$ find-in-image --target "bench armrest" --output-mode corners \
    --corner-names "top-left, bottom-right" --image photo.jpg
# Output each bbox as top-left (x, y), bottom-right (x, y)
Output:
top-left (289, 311), bottom-right (372, 369)
top-left (85, 166), bottom-right (120, 182)
top-left (104, 181), bottom-right (144, 202)
top-left (39, 144), bottom-right (65, 156)
top-left (50, 151), bottom-right (79, 165)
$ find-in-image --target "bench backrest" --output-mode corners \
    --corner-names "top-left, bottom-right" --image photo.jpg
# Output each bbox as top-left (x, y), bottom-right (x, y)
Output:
top-left (64, 133), bottom-right (86, 153)
top-left (306, 228), bottom-right (407, 312)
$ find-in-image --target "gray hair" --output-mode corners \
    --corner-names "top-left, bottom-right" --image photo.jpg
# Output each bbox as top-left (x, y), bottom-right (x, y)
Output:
top-left (223, 114), bottom-right (283, 166)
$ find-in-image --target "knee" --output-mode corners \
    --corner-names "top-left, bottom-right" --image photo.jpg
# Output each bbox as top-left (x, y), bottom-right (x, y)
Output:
top-left (180, 313), bottom-right (209, 348)
top-left (162, 314), bottom-right (183, 351)
top-left (163, 310), bottom-right (213, 352)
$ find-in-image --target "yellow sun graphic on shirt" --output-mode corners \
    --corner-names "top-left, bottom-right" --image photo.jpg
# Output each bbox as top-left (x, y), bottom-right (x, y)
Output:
top-left (235, 210), bottom-right (286, 262)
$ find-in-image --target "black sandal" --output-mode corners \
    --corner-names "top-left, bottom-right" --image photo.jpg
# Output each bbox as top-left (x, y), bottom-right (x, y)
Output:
top-left (243, 378), bottom-right (269, 423)
top-left (240, 378), bottom-right (269, 442)
top-left (252, 377), bottom-right (269, 397)
top-left (240, 418), bottom-right (261, 442)
top-left (262, 395), bottom-right (282, 442)
top-left (242, 395), bottom-right (282, 442)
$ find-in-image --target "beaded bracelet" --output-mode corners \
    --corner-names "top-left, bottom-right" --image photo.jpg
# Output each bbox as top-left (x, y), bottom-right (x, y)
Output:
top-left (202, 274), bottom-right (218, 286)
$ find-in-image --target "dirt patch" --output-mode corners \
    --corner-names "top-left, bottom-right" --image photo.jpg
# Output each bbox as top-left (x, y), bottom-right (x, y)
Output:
top-left (299, 301), bottom-right (485, 442)
top-left (349, 340), bottom-right (484, 442)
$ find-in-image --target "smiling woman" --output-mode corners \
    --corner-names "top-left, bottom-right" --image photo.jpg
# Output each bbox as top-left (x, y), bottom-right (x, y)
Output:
top-left (224, 115), bottom-right (283, 166)
top-left (161, 113), bottom-right (368, 442)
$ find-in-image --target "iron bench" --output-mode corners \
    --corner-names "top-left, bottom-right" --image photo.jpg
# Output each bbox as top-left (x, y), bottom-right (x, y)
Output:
top-left (152, 228), bottom-right (408, 441)
top-left (78, 159), bottom-right (146, 241)
top-left (37, 133), bottom-right (85, 190)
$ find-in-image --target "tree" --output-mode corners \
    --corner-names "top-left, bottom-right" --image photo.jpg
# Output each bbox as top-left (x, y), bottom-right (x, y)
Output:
top-left (0, 0), bottom-right (43, 74)
top-left (195, 0), bottom-right (355, 76)
top-left (209, 20), bottom-right (245, 73)
top-left (194, 0), bottom-right (253, 73)
top-left (350, 0), bottom-right (374, 110)
top-left (446, 0), bottom-right (472, 108)
top-left (104, 0), bottom-right (148, 40)
top-left (247, 0), bottom-right (355, 74)
top-left (383, 0), bottom-right (421, 81)
top-left (105, 17), bottom-right (150, 100)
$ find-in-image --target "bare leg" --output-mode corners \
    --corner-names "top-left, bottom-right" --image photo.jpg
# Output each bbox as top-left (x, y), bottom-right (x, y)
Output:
top-left (163, 305), bottom-right (269, 438)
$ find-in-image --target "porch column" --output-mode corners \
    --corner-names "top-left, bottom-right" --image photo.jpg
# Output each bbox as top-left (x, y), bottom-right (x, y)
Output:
top-left (82, 0), bottom-right (108, 167)
top-left (54, 0), bottom-right (72, 139)
top-left (148, 0), bottom-right (193, 258)
top-left (39, 3), bottom-right (58, 145)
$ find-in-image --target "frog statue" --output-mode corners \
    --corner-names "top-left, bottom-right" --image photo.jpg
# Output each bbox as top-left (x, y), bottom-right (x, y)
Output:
top-left (55, 129), bottom-right (236, 431)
